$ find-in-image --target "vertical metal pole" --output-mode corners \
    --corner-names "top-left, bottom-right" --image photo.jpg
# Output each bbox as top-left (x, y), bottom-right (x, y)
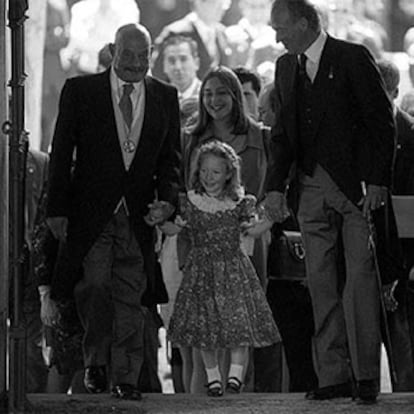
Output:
top-left (0, 0), bottom-right (9, 409)
top-left (4, 1), bottom-right (29, 412)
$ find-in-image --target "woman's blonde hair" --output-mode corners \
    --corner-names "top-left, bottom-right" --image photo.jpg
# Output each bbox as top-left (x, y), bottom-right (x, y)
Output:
top-left (189, 139), bottom-right (244, 201)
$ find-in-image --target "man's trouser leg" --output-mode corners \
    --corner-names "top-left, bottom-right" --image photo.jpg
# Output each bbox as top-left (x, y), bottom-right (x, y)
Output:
top-left (75, 206), bottom-right (146, 386)
top-left (297, 166), bottom-right (381, 387)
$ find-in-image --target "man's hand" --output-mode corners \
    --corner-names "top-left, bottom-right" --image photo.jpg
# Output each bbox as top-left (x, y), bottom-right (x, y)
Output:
top-left (144, 201), bottom-right (175, 226)
top-left (359, 184), bottom-right (387, 217)
top-left (263, 191), bottom-right (290, 223)
top-left (382, 281), bottom-right (398, 312)
top-left (46, 216), bottom-right (68, 242)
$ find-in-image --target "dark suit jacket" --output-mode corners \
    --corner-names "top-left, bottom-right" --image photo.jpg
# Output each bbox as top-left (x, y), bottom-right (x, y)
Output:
top-left (393, 108), bottom-right (414, 195)
top-left (26, 150), bottom-right (49, 241)
top-left (267, 35), bottom-right (395, 205)
top-left (46, 69), bottom-right (181, 300)
top-left (151, 13), bottom-right (231, 82)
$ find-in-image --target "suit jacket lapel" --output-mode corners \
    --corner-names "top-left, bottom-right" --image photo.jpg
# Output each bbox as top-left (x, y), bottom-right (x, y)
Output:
top-left (310, 37), bottom-right (336, 138)
top-left (94, 70), bottom-right (116, 125)
top-left (280, 55), bottom-right (299, 150)
top-left (94, 70), bottom-right (125, 167)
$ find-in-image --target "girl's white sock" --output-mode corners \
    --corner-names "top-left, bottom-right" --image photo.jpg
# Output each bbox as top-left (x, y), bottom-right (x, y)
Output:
top-left (228, 363), bottom-right (244, 384)
top-left (206, 366), bottom-right (221, 384)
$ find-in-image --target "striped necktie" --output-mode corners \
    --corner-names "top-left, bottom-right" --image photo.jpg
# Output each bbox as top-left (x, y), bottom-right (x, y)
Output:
top-left (119, 83), bottom-right (134, 129)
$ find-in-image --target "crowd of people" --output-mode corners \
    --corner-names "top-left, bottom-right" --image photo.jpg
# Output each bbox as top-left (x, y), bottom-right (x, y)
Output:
top-left (20, 0), bottom-right (414, 406)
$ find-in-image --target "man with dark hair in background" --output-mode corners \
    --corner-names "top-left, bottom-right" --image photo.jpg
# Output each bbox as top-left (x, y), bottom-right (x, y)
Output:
top-left (232, 66), bottom-right (261, 121)
top-left (161, 34), bottom-right (201, 109)
top-left (151, 0), bottom-right (231, 82)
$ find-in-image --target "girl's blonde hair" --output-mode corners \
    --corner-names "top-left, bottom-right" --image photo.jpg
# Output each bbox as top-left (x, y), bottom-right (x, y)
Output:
top-left (189, 140), bottom-right (244, 201)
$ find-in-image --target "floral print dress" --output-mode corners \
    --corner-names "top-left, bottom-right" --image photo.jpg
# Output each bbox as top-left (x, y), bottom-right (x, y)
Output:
top-left (168, 190), bottom-right (280, 349)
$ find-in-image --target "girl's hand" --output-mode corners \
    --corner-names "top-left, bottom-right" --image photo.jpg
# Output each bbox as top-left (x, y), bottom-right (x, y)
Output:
top-left (158, 221), bottom-right (182, 236)
top-left (242, 217), bottom-right (273, 238)
top-left (158, 216), bottom-right (187, 236)
top-left (174, 215), bottom-right (188, 228)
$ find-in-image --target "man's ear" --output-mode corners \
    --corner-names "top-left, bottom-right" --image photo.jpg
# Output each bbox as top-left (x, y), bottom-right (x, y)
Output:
top-left (299, 17), bottom-right (308, 32)
top-left (109, 43), bottom-right (115, 56)
top-left (393, 87), bottom-right (399, 100)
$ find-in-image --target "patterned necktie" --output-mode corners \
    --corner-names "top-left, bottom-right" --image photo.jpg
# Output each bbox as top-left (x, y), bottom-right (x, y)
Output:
top-left (119, 83), bottom-right (134, 129)
top-left (298, 54), bottom-right (308, 78)
top-left (298, 53), bottom-right (312, 89)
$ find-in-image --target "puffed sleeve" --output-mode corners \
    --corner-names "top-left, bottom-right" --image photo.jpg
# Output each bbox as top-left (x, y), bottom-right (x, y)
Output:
top-left (238, 194), bottom-right (257, 222)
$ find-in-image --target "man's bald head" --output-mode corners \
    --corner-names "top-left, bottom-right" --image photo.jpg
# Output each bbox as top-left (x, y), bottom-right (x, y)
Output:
top-left (111, 23), bottom-right (152, 82)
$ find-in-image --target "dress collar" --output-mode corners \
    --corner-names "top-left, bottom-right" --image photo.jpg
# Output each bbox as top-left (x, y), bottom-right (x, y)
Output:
top-left (187, 190), bottom-right (242, 213)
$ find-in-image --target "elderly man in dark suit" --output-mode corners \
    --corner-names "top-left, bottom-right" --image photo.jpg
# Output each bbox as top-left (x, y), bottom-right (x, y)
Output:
top-left (265, 0), bottom-right (395, 404)
top-left (46, 23), bottom-right (181, 400)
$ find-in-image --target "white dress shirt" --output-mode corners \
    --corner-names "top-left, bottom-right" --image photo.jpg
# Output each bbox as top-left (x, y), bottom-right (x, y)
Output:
top-left (301, 30), bottom-right (327, 83)
top-left (110, 66), bottom-right (146, 214)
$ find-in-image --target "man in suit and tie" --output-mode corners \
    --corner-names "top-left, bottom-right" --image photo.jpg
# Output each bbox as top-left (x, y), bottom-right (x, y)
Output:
top-left (161, 35), bottom-right (201, 108)
top-left (151, 0), bottom-right (231, 82)
top-left (265, 0), bottom-right (395, 404)
top-left (46, 23), bottom-right (181, 400)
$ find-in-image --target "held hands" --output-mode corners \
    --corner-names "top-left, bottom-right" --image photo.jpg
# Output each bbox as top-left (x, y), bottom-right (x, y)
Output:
top-left (144, 200), bottom-right (175, 226)
top-left (359, 184), bottom-right (388, 217)
top-left (158, 216), bottom-right (187, 236)
top-left (241, 216), bottom-right (273, 238)
top-left (46, 217), bottom-right (68, 242)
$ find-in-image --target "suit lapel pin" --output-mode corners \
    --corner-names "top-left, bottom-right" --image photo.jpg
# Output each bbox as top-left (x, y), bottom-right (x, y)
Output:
top-left (328, 66), bottom-right (334, 79)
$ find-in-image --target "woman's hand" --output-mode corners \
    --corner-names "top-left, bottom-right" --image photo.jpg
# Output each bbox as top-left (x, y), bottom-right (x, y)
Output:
top-left (39, 285), bottom-right (60, 327)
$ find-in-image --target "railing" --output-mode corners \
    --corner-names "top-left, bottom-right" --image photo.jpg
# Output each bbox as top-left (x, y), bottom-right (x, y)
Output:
top-left (2, 1), bottom-right (29, 413)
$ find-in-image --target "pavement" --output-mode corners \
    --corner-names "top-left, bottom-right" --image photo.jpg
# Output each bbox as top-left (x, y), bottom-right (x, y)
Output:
top-left (25, 392), bottom-right (414, 414)
top-left (14, 330), bottom-right (411, 413)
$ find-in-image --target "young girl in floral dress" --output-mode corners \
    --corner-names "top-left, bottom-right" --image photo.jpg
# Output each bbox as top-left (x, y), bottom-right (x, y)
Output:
top-left (164, 140), bottom-right (280, 397)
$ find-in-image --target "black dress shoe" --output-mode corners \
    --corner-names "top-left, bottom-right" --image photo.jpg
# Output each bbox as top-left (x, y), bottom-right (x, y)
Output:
top-left (112, 384), bottom-right (142, 401)
top-left (305, 382), bottom-right (353, 400)
top-left (84, 366), bottom-right (107, 393)
top-left (356, 379), bottom-right (378, 405)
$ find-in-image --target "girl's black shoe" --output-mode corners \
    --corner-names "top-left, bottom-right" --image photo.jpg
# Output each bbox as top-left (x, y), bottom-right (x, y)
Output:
top-left (226, 376), bottom-right (243, 394)
top-left (206, 380), bottom-right (223, 397)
